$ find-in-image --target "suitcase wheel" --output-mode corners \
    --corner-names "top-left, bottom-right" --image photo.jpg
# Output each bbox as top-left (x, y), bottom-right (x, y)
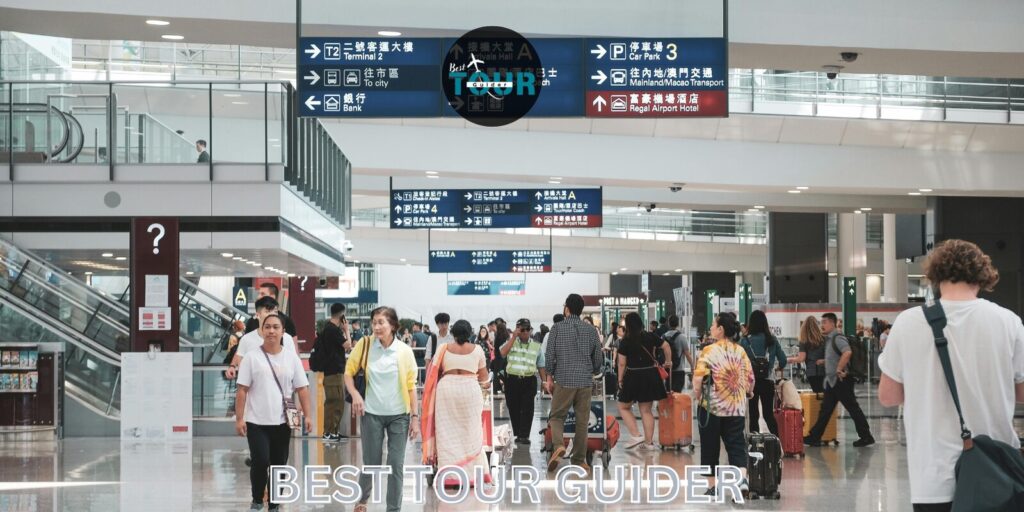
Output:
top-left (426, 473), bottom-right (435, 488)
top-left (831, 440), bottom-right (840, 446)
top-left (750, 492), bottom-right (759, 500)
top-left (688, 444), bottom-right (695, 453)
top-left (601, 451), bottom-right (611, 469)
top-left (771, 492), bottom-right (781, 500)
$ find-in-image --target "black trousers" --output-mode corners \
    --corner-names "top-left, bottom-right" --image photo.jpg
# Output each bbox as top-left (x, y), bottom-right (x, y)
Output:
top-left (807, 375), bottom-right (825, 393)
top-left (913, 503), bottom-right (952, 512)
top-left (748, 379), bottom-right (778, 435)
top-left (697, 407), bottom-right (748, 474)
top-left (246, 422), bottom-right (292, 503)
top-left (504, 374), bottom-right (538, 440)
top-left (808, 378), bottom-right (873, 441)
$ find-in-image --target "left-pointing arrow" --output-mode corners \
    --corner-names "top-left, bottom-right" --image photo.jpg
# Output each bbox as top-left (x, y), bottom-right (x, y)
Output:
top-left (304, 70), bottom-right (320, 85)
top-left (304, 96), bottom-right (322, 110)
top-left (304, 44), bottom-right (321, 59)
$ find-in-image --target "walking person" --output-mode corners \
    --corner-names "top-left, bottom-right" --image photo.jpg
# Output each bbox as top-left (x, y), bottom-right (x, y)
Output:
top-left (693, 312), bottom-right (754, 496)
top-left (499, 318), bottom-right (547, 445)
top-left (741, 310), bottom-right (788, 435)
top-left (226, 297), bottom-right (298, 380)
top-left (234, 314), bottom-right (313, 511)
top-left (804, 313), bottom-right (875, 447)
top-left (543, 294), bottom-right (604, 473)
top-left (244, 282), bottom-right (296, 336)
top-left (788, 316), bottom-right (826, 393)
top-left (345, 307), bottom-right (419, 512)
top-left (421, 320), bottom-right (491, 486)
top-left (662, 315), bottom-right (695, 393)
top-left (616, 312), bottom-right (671, 450)
top-left (319, 303), bottom-right (352, 442)
top-left (878, 240), bottom-right (1024, 512)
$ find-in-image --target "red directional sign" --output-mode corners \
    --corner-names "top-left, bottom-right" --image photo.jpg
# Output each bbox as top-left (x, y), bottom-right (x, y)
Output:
top-left (585, 90), bottom-right (726, 118)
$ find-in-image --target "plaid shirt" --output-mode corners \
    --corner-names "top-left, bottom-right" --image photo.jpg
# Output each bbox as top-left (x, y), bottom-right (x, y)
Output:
top-left (544, 315), bottom-right (603, 388)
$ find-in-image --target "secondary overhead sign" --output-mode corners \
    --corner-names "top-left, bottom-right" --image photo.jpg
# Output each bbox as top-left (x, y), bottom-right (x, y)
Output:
top-left (390, 188), bottom-right (602, 229)
top-left (298, 36), bottom-right (726, 119)
top-left (429, 250), bottom-right (552, 273)
top-left (447, 280), bottom-right (526, 296)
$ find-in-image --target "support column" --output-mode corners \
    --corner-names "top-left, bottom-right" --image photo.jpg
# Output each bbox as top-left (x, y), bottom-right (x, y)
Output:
top-left (837, 213), bottom-right (867, 302)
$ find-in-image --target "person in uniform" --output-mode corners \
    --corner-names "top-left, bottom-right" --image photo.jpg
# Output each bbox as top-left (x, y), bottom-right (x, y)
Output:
top-left (499, 318), bottom-right (547, 444)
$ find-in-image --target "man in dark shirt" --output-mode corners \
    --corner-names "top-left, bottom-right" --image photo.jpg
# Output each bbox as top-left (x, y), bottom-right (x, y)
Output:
top-left (320, 303), bottom-right (352, 441)
top-left (244, 282), bottom-right (296, 336)
top-left (655, 317), bottom-right (669, 338)
top-left (196, 139), bottom-right (210, 162)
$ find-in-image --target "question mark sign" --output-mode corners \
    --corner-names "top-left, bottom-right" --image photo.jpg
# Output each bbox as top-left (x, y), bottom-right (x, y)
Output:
top-left (300, 276), bottom-right (308, 292)
top-left (147, 223), bottom-right (166, 255)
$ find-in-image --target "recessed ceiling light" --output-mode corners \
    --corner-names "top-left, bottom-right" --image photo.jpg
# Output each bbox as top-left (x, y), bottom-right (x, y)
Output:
top-left (796, 186), bottom-right (809, 190)
top-left (185, 271), bottom-right (194, 275)
top-left (612, 271), bottom-right (619, 276)
top-left (161, 35), bottom-right (184, 41)
top-left (550, 177), bottom-right (562, 180)
top-left (747, 208), bottom-right (759, 212)
top-left (223, 93), bottom-right (242, 98)
top-left (425, 171), bottom-right (438, 175)
top-left (251, 262), bottom-right (261, 266)
top-left (264, 266), bottom-right (273, 270)
top-left (400, 258), bottom-right (407, 262)
top-left (674, 268), bottom-right (682, 272)
top-left (854, 210), bottom-right (863, 214)
top-left (146, 19), bottom-right (170, 26)
top-left (378, 30), bottom-right (402, 37)
top-left (730, 269), bottom-right (738, 273)
top-left (101, 252), bottom-right (113, 258)
top-left (85, 271), bottom-right (93, 275)
top-left (288, 273), bottom-right (295, 277)
top-left (221, 253), bottom-right (233, 258)
top-left (860, 207), bottom-right (872, 211)
top-left (754, 205), bottom-right (765, 209)
top-left (620, 267), bottom-right (627, 271)
top-left (548, 181), bottom-right (561, 184)
top-left (115, 256), bottom-right (127, 261)
top-left (662, 272), bottom-right (670, 276)
top-left (908, 192), bottom-right (922, 196)
top-left (231, 101), bottom-right (248, 105)
top-left (788, 190), bottom-right (801, 194)
top-left (426, 175), bottom-right (439, 179)
top-left (919, 189), bottom-right (933, 192)
top-left (233, 256), bottom-right (242, 260)
top-left (354, 260), bottom-right (361, 264)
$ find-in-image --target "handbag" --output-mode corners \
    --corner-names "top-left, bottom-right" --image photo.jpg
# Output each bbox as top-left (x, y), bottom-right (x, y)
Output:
top-left (345, 336), bottom-right (370, 404)
top-left (922, 301), bottom-right (1024, 512)
top-left (260, 347), bottom-right (301, 430)
top-left (642, 341), bottom-right (669, 380)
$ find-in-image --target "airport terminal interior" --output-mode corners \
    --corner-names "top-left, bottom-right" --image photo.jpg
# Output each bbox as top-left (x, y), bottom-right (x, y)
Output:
top-left (0, 0), bottom-right (1023, 510)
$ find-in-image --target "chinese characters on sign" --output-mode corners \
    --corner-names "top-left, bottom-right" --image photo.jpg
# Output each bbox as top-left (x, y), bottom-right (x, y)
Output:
top-left (428, 250), bottom-right (552, 273)
top-left (390, 188), bottom-right (603, 229)
top-left (447, 280), bottom-right (527, 296)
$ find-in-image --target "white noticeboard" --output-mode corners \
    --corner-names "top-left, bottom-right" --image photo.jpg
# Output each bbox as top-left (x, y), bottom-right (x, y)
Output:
top-left (121, 353), bottom-right (192, 440)
top-left (144, 274), bottom-right (168, 307)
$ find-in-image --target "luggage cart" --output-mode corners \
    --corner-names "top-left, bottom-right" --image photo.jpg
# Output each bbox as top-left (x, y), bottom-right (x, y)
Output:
top-left (540, 376), bottom-right (613, 470)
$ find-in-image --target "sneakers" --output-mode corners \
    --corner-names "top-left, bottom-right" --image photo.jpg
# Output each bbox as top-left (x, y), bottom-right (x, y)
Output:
top-left (625, 435), bottom-right (646, 450)
top-left (641, 442), bottom-right (661, 452)
top-left (739, 478), bottom-right (749, 494)
top-left (322, 432), bottom-right (339, 442)
top-left (515, 437), bottom-right (531, 445)
top-left (547, 446), bottom-right (566, 472)
top-left (249, 502), bottom-right (263, 511)
top-left (803, 436), bottom-right (822, 447)
top-left (268, 504), bottom-right (280, 511)
top-left (852, 437), bottom-right (876, 447)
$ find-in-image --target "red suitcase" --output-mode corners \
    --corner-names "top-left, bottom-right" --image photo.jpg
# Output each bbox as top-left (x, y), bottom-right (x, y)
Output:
top-left (774, 407), bottom-right (804, 458)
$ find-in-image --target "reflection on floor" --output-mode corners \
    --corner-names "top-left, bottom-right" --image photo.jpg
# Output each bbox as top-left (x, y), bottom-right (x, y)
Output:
top-left (9, 413), bottom-right (1015, 512)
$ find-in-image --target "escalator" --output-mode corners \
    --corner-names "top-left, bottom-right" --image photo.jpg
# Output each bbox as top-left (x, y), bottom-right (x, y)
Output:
top-left (0, 237), bottom-right (244, 420)
top-left (0, 103), bottom-right (86, 163)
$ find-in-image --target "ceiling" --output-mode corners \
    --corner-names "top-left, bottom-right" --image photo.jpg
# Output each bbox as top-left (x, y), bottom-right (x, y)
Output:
top-left (30, 247), bottom-right (346, 277)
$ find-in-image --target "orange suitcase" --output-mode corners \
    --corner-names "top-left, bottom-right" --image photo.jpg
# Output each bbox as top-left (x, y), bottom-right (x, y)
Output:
top-left (658, 392), bottom-right (694, 451)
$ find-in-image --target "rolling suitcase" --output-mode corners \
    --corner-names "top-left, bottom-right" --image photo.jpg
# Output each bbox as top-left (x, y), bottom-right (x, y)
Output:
top-left (657, 390), bottom-right (694, 451)
top-left (773, 407), bottom-right (804, 458)
top-left (746, 432), bottom-right (782, 500)
top-left (800, 391), bottom-right (839, 445)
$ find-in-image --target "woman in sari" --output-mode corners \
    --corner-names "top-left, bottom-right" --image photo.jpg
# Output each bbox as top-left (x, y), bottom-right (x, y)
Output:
top-left (421, 319), bottom-right (491, 486)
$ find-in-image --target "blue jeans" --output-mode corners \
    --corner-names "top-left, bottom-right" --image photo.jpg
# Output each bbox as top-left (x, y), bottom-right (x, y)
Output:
top-left (359, 413), bottom-right (410, 512)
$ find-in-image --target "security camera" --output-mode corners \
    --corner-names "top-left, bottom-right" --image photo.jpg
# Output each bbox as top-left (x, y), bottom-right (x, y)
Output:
top-left (823, 65), bottom-right (844, 80)
top-left (826, 72), bottom-right (838, 80)
top-left (840, 52), bottom-right (859, 63)
top-left (645, 203), bottom-right (656, 213)
top-left (669, 186), bottom-right (682, 192)
top-left (342, 240), bottom-right (355, 252)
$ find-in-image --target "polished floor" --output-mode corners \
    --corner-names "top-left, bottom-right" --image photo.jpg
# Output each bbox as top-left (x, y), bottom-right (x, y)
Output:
top-left (1, 398), bottom-right (1021, 511)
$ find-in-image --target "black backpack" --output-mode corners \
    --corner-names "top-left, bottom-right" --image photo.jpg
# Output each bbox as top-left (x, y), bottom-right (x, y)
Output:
top-left (308, 333), bottom-right (326, 372)
top-left (830, 334), bottom-right (868, 383)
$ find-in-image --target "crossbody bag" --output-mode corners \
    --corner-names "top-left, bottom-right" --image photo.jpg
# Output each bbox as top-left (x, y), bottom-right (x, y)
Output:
top-left (260, 346), bottom-right (301, 430)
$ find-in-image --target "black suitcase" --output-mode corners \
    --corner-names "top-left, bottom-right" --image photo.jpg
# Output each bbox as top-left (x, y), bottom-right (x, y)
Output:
top-left (746, 432), bottom-right (782, 500)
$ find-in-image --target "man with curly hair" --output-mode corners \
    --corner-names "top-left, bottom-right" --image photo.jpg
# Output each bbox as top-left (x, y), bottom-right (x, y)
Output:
top-left (878, 239), bottom-right (1024, 512)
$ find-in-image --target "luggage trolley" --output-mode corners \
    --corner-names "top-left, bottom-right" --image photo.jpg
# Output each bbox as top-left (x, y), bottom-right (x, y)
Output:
top-left (541, 376), bottom-right (615, 470)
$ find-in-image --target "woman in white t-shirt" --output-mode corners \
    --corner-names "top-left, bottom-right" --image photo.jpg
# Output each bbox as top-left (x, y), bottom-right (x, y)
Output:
top-left (235, 314), bottom-right (312, 511)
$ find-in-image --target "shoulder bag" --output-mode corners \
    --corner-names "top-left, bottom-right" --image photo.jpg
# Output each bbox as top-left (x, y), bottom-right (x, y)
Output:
top-left (345, 336), bottom-right (371, 404)
top-left (922, 301), bottom-right (1024, 511)
top-left (641, 337), bottom-right (669, 380)
top-left (260, 347), bottom-right (301, 429)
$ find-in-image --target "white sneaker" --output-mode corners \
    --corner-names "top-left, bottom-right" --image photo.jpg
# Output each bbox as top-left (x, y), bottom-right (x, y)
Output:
top-left (642, 442), bottom-right (661, 452)
top-left (625, 436), bottom-right (645, 450)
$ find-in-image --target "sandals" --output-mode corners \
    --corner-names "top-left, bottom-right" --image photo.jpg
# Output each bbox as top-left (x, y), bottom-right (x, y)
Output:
top-left (354, 504), bottom-right (368, 512)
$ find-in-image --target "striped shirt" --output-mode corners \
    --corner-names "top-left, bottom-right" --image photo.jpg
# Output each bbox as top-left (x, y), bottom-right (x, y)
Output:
top-left (544, 315), bottom-right (603, 388)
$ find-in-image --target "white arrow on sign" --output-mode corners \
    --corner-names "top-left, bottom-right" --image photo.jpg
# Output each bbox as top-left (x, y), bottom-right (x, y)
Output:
top-left (534, 205), bottom-right (543, 212)
top-left (463, 206), bottom-right (472, 213)
top-left (304, 44), bottom-right (321, 59)
top-left (394, 205), bottom-right (401, 214)
top-left (394, 218), bottom-right (402, 226)
top-left (304, 96), bottom-right (322, 111)
top-left (591, 70), bottom-right (607, 85)
top-left (592, 95), bottom-right (607, 112)
top-left (304, 70), bottom-right (320, 85)
top-left (465, 218), bottom-right (473, 225)
top-left (534, 217), bottom-right (543, 225)
top-left (590, 44), bottom-right (607, 59)
top-left (449, 97), bottom-right (465, 110)
top-left (534, 191), bottom-right (543, 200)
top-left (449, 44), bottom-right (464, 59)
top-left (464, 192), bottom-right (473, 200)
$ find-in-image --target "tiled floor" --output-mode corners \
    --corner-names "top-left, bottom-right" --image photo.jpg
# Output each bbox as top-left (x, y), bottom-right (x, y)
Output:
top-left (1, 395), bottom-right (1021, 511)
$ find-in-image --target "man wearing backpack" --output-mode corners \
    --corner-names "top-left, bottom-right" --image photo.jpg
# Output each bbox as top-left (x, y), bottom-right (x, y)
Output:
top-left (313, 303), bottom-right (352, 442)
top-left (805, 312), bottom-right (875, 448)
top-left (879, 240), bottom-right (1024, 511)
top-left (662, 315), bottom-right (695, 392)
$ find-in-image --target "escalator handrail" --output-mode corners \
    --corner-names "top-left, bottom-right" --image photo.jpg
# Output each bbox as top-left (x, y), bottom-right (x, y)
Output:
top-left (10, 102), bottom-right (72, 159)
top-left (179, 278), bottom-right (245, 324)
top-left (57, 111), bottom-right (85, 163)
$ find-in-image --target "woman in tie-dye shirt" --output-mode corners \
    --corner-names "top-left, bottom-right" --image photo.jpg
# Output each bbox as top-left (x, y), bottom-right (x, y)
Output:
top-left (693, 312), bottom-right (755, 496)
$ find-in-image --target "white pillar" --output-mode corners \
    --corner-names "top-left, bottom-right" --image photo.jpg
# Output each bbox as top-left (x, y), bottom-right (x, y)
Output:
top-left (883, 214), bottom-right (897, 303)
top-left (838, 213), bottom-right (868, 302)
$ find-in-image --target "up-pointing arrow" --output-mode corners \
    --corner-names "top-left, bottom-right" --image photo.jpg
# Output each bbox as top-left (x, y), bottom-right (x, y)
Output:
top-left (591, 70), bottom-right (607, 85)
top-left (304, 96), bottom-right (322, 111)
top-left (534, 191), bottom-right (543, 200)
top-left (304, 44), bottom-right (321, 59)
top-left (304, 70), bottom-right (320, 85)
top-left (534, 217), bottom-right (543, 225)
top-left (449, 44), bottom-right (464, 59)
top-left (590, 44), bottom-right (607, 59)
top-left (592, 95), bottom-right (607, 112)
top-left (394, 205), bottom-right (401, 214)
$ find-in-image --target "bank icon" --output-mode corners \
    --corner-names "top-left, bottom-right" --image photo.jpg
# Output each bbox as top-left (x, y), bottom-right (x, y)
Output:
top-left (323, 94), bottom-right (341, 112)
top-left (610, 95), bottom-right (628, 112)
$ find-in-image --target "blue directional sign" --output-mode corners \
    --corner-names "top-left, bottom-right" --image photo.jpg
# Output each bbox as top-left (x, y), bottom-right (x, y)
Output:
top-left (390, 188), bottom-right (602, 229)
top-left (429, 250), bottom-right (552, 273)
top-left (298, 36), bottom-right (726, 119)
top-left (447, 280), bottom-right (526, 296)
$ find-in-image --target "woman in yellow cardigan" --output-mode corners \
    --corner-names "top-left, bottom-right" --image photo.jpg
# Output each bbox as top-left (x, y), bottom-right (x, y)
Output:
top-left (344, 306), bottom-right (419, 512)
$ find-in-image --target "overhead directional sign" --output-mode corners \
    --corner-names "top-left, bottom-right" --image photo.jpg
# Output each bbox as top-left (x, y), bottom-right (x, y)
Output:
top-left (429, 250), bottom-right (552, 273)
top-left (585, 38), bottom-right (727, 117)
top-left (447, 280), bottom-right (526, 296)
top-left (298, 36), bottom-right (727, 119)
top-left (390, 188), bottom-right (602, 229)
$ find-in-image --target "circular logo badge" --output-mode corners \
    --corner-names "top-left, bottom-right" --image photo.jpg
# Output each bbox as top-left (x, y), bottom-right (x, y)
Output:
top-left (442, 26), bottom-right (543, 127)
